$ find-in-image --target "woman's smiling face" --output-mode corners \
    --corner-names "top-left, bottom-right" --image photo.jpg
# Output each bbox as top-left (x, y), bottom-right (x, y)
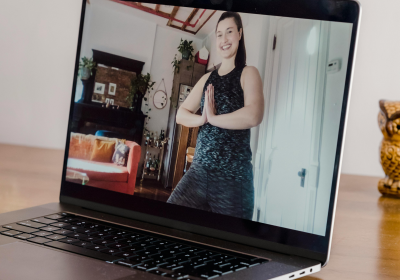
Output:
top-left (216, 17), bottom-right (242, 60)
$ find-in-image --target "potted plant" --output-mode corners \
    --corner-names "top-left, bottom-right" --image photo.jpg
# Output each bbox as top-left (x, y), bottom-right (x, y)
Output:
top-left (177, 39), bottom-right (194, 60)
top-left (127, 73), bottom-right (155, 113)
top-left (79, 57), bottom-right (96, 80)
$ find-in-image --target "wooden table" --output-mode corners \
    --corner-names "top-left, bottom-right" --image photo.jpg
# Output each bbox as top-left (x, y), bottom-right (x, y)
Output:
top-left (0, 143), bottom-right (399, 279)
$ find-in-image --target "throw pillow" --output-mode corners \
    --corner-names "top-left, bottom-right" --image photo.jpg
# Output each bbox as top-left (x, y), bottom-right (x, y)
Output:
top-left (112, 142), bottom-right (130, 166)
top-left (90, 139), bottom-right (116, 163)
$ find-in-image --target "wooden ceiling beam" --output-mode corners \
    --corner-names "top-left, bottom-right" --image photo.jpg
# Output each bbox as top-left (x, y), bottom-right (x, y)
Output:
top-left (195, 10), bottom-right (216, 35)
top-left (181, 8), bottom-right (199, 31)
top-left (155, 4), bottom-right (160, 12)
top-left (167, 6), bottom-right (180, 26)
top-left (136, 2), bottom-right (141, 6)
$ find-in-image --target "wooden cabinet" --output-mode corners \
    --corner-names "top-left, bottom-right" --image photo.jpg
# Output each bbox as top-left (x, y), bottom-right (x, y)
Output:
top-left (162, 60), bottom-right (206, 189)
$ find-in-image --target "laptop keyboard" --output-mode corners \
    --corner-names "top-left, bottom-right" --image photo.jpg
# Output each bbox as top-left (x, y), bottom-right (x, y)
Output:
top-left (0, 212), bottom-right (268, 279)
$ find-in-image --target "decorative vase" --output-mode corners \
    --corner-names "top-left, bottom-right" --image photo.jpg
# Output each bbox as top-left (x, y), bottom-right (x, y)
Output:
top-left (378, 99), bottom-right (400, 197)
top-left (181, 50), bottom-right (190, 60)
top-left (81, 67), bottom-right (91, 80)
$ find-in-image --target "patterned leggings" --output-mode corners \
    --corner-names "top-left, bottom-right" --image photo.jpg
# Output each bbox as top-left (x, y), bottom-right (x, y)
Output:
top-left (167, 162), bottom-right (254, 220)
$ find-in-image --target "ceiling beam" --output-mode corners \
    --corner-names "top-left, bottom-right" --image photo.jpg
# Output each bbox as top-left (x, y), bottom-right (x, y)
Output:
top-left (181, 8), bottom-right (199, 31)
top-left (167, 6), bottom-right (180, 26)
top-left (195, 10), bottom-right (216, 35)
top-left (136, 2), bottom-right (141, 6)
top-left (155, 4), bottom-right (160, 12)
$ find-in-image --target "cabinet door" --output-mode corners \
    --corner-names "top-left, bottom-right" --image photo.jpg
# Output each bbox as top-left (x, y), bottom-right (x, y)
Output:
top-left (192, 63), bottom-right (206, 86)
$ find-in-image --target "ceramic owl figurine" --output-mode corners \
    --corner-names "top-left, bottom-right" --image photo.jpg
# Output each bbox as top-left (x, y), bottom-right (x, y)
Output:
top-left (378, 100), bottom-right (400, 197)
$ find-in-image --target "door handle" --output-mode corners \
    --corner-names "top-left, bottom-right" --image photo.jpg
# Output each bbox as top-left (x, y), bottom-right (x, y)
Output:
top-left (298, 168), bottom-right (306, 187)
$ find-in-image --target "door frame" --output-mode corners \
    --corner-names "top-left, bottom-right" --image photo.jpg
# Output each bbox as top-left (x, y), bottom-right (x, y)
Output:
top-left (253, 17), bottom-right (331, 233)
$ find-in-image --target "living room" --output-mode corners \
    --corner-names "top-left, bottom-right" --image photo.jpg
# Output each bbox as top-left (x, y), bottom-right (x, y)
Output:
top-left (66, 0), bottom-right (271, 201)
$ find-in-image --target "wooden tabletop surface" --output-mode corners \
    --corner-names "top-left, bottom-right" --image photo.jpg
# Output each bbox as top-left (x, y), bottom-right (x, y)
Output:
top-left (0, 143), bottom-right (399, 279)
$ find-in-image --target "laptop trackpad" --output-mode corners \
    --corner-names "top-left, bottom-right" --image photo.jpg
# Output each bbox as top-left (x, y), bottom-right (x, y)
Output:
top-left (0, 241), bottom-right (137, 280)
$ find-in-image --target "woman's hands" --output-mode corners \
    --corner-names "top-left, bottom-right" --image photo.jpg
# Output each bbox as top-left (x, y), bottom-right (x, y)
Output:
top-left (205, 84), bottom-right (216, 122)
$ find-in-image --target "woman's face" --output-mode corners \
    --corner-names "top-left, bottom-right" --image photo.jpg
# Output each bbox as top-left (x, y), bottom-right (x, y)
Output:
top-left (216, 17), bottom-right (242, 60)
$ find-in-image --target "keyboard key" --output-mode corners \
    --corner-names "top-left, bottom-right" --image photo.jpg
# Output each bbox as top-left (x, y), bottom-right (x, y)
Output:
top-left (90, 232), bottom-right (112, 239)
top-left (113, 251), bottom-right (136, 258)
top-left (76, 228), bottom-right (98, 235)
top-left (162, 272), bottom-right (186, 278)
top-left (153, 240), bottom-right (175, 247)
top-left (86, 244), bottom-right (108, 251)
top-left (159, 263), bottom-right (184, 271)
top-left (14, 233), bottom-right (35, 240)
top-left (17, 220), bottom-right (47, 228)
top-left (30, 217), bottom-right (56, 224)
top-left (63, 225), bottom-right (82, 231)
top-left (0, 228), bottom-right (10, 233)
top-left (223, 263), bottom-right (247, 272)
top-left (2, 223), bottom-right (39, 233)
top-left (167, 243), bottom-right (188, 250)
top-left (136, 262), bottom-right (159, 271)
top-left (34, 231), bottom-right (54, 237)
top-left (93, 239), bottom-right (116, 246)
top-left (99, 248), bottom-right (120, 255)
top-left (45, 214), bottom-right (64, 220)
top-left (73, 241), bottom-right (91, 247)
top-left (116, 260), bottom-right (143, 268)
top-left (46, 234), bottom-right (67, 241)
top-left (129, 255), bottom-right (153, 263)
top-left (238, 258), bottom-right (264, 267)
top-left (181, 247), bottom-right (205, 254)
top-left (40, 226), bottom-right (60, 232)
top-left (53, 229), bottom-right (73, 235)
top-left (28, 237), bottom-right (52, 244)
top-left (107, 243), bottom-right (131, 250)
top-left (103, 235), bottom-right (121, 241)
top-left (123, 246), bottom-right (145, 253)
top-left (50, 222), bottom-right (70, 228)
top-left (59, 238), bottom-right (80, 244)
top-left (66, 233), bottom-right (92, 241)
top-left (57, 217), bottom-right (77, 223)
top-left (2, 230), bottom-right (22, 236)
top-left (213, 265), bottom-right (233, 275)
top-left (45, 241), bottom-right (123, 262)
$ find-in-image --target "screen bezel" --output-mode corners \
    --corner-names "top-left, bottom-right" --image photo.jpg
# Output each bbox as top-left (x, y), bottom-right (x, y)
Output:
top-left (60, 0), bottom-right (361, 265)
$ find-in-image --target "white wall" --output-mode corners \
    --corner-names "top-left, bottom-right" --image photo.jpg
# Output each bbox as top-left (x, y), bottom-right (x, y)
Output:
top-left (0, 0), bottom-right (399, 179)
top-left (0, 0), bottom-right (82, 149)
top-left (75, 1), bottom-right (157, 102)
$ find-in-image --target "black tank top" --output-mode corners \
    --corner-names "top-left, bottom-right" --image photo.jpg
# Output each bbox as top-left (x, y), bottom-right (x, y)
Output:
top-left (193, 66), bottom-right (253, 182)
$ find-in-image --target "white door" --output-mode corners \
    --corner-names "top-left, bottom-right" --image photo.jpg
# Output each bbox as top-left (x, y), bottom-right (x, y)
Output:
top-left (254, 17), bottom-right (329, 232)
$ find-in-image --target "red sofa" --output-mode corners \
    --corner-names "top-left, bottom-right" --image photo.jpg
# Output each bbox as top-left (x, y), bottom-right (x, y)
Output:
top-left (66, 133), bottom-right (141, 195)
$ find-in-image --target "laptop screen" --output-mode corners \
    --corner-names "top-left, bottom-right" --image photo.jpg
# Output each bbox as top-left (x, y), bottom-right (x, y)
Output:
top-left (62, 0), bottom-right (358, 256)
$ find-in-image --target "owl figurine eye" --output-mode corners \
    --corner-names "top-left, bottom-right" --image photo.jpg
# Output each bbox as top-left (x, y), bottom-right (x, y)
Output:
top-left (378, 99), bottom-right (400, 197)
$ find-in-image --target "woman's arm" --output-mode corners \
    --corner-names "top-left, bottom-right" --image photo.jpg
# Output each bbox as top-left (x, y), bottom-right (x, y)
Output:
top-left (176, 73), bottom-right (211, 127)
top-left (205, 66), bottom-right (264, 130)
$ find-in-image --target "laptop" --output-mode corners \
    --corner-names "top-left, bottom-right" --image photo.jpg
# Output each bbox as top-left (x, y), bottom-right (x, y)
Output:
top-left (0, 0), bottom-right (361, 279)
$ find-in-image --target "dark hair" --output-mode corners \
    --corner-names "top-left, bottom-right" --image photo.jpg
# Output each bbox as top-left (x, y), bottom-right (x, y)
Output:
top-left (216, 12), bottom-right (246, 68)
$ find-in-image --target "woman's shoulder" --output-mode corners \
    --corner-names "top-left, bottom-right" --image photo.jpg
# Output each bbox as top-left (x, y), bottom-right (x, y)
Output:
top-left (242, 65), bottom-right (260, 76)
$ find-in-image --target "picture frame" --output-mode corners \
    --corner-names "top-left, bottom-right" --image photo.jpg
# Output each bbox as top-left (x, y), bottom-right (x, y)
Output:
top-left (179, 84), bottom-right (193, 102)
top-left (94, 82), bottom-right (105, 94)
top-left (109, 83), bottom-right (117, 96)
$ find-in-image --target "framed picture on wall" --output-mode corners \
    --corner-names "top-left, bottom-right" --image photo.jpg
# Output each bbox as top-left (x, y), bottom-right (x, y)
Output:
top-left (179, 84), bottom-right (193, 102)
top-left (94, 82), bottom-right (105, 94)
top-left (109, 83), bottom-right (117, 95)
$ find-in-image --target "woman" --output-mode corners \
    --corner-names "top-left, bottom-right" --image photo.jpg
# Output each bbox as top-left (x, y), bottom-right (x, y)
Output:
top-left (167, 12), bottom-right (264, 220)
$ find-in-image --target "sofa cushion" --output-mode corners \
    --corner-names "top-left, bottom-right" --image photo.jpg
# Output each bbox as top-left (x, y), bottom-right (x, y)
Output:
top-left (112, 142), bottom-right (130, 166)
top-left (67, 158), bottom-right (128, 182)
top-left (90, 139), bottom-right (115, 163)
